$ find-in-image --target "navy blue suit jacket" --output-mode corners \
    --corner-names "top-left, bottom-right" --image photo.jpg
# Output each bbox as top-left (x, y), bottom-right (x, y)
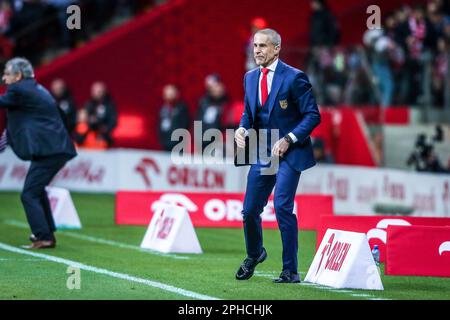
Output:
top-left (239, 60), bottom-right (321, 172)
top-left (0, 78), bottom-right (77, 161)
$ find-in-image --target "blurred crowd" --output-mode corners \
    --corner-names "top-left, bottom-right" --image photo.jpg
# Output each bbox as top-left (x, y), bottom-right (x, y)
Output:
top-left (53, 72), bottom-right (235, 152)
top-left (158, 73), bottom-right (241, 156)
top-left (3, 0), bottom-right (448, 171)
top-left (306, 0), bottom-right (450, 108)
top-left (51, 79), bottom-right (118, 149)
top-left (0, 0), bottom-right (160, 65)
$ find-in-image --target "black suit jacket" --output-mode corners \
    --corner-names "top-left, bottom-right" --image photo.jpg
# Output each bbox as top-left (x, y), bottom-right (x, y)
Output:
top-left (0, 78), bottom-right (77, 161)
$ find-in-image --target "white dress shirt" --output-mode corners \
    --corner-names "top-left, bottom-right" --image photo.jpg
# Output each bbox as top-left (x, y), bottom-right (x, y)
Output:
top-left (240, 58), bottom-right (298, 143)
top-left (257, 59), bottom-right (297, 143)
top-left (258, 59), bottom-right (278, 106)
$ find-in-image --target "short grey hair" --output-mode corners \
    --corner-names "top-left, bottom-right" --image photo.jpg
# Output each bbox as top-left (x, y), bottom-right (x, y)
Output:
top-left (255, 28), bottom-right (282, 47)
top-left (5, 57), bottom-right (35, 79)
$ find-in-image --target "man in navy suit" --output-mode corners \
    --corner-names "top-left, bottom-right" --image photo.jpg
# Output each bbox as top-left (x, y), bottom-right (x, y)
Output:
top-left (234, 29), bottom-right (321, 283)
top-left (0, 57), bottom-right (77, 249)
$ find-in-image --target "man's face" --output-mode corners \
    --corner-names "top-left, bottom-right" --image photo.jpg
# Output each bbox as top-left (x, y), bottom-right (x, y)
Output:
top-left (253, 33), bottom-right (280, 67)
top-left (163, 85), bottom-right (178, 102)
top-left (51, 79), bottom-right (65, 97)
top-left (2, 65), bottom-right (21, 85)
top-left (91, 82), bottom-right (106, 100)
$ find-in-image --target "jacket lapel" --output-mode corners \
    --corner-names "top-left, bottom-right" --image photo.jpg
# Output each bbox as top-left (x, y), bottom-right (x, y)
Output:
top-left (266, 61), bottom-right (285, 117)
top-left (248, 69), bottom-right (260, 122)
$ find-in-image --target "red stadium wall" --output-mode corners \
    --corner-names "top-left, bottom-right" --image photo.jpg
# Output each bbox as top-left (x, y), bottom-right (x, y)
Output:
top-left (33, 0), bottom-right (416, 151)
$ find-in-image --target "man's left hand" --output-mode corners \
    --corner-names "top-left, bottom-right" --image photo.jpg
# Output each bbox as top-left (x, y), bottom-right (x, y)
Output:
top-left (272, 138), bottom-right (290, 157)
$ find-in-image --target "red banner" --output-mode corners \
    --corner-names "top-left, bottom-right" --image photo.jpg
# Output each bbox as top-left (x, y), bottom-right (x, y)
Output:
top-left (386, 225), bottom-right (450, 277)
top-left (115, 191), bottom-right (333, 230)
top-left (317, 215), bottom-right (450, 262)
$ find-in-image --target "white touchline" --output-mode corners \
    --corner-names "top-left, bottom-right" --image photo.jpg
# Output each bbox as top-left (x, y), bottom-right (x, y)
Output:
top-left (0, 242), bottom-right (219, 300)
top-left (0, 258), bottom-right (45, 262)
top-left (3, 220), bottom-right (189, 260)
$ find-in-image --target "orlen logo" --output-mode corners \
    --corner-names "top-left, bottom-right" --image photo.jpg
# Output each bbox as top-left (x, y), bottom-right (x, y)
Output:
top-left (367, 219), bottom-right (412, 244)
top-left (315, 233), bottom-right (352, 275)
top-left (439, 241), bottom-right (450, 256)
top-left (151, 194), bottom-right (199, 215)
top-left (147, 206), bottom-right (178, 241)
top-left (135, 158), bottom-right (161, 188)
top-left (156, 216), bottom-right (175, 240)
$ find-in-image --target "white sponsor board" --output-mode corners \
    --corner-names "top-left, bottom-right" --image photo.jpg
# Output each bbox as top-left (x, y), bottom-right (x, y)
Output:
top-left (46, 186), bottom-right (82, 229)
top-left (299, 164), bottom-right (450, 217)
top-left (140, 205), bottom-right (202, 254)
top-left (0, 147), bottom-right (449, 217)
top-left (0, 148), bottom-right (243, 193)
top-left (304, 228), bottom-right (383, 290)
top-left (0, 148), bottom-right (118, 193)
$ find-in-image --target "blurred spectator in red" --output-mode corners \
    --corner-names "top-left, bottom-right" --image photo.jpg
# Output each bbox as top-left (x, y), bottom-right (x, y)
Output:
top-left (396, 4), bottom-right (438, 104)
top-left (50, 78), bottom-right (77, 137)
top-left (78, 81), bottom-right (118, 148)
top-left (158, 84), bottom-right (190, 151)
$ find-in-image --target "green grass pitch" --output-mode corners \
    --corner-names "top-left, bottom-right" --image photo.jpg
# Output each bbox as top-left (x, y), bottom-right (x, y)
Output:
top-left (0, 192), bottom-right (449, 300)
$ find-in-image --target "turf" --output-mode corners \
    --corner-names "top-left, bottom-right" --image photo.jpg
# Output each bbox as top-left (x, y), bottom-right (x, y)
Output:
top-left (0, 192), bottom-right (449, 300)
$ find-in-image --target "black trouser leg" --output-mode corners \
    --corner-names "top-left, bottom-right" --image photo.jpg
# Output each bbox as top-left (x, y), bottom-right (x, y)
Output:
top-left (21, 155), bottom-right (71, 241)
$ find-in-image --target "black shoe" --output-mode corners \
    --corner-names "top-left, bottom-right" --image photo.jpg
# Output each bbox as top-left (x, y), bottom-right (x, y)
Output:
top-left (235, 247), bottom-right (267, 280)
top-left (29, 234), bottom-right (56, 243)
top-left (273, 270), bottom-right (301, 283)
top-left (22, 240), bottom-right (56, 249)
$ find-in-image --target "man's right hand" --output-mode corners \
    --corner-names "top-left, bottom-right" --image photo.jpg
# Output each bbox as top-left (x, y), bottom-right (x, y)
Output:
top-left (235, 127), bottom-right (247, 149)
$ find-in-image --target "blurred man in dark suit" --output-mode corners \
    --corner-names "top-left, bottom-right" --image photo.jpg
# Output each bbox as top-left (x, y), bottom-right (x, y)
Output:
top-left (80, 81), bottom-right (118, 148)
top-left (0, 57), bottom-right (77, 249)
top-left (158, 84), bottom-right (190, 151)
top-left (50, 78), bottom-right (77, 138)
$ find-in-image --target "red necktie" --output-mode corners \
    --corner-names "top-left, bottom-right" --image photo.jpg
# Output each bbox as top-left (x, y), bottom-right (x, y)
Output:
top-left (260, 67), bottom-right (269, 107)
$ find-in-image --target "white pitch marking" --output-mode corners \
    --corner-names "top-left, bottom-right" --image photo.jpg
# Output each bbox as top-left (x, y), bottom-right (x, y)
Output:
top-left (0, 258), bottom-right (44, 262)
top-left (3, 219), bottom-right (189, 260)
top-left (0, 242), bottom-right (219, 300)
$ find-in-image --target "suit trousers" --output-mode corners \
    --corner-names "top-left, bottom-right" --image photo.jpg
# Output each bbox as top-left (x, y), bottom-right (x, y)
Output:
top-left (242, 159), bottom-right (301, 273)
top-left (21, 154), bottom-right (72, 241)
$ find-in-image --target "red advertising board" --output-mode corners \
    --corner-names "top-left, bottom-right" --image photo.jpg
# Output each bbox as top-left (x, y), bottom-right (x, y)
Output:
top-left (115, 191), bottom-right (333, 230)
top-left (386, 225), bottom-right (450, 277)
top-left (317, 215), bottom-right (450, 262)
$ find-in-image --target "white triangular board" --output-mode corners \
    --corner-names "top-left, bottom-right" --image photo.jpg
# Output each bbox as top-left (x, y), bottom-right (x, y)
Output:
top-left (45, 186), bottom-right (82, 230)
top-left (304, 228), bottom-right (383, 290)
top-left (169, 210), bottom-right (202, 253)
top-left (140, 205), bottom-right (202, 254)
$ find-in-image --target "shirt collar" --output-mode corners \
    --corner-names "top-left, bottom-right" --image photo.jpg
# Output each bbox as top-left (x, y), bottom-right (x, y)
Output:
top-left (260, 59), bottom-right (279, 73)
